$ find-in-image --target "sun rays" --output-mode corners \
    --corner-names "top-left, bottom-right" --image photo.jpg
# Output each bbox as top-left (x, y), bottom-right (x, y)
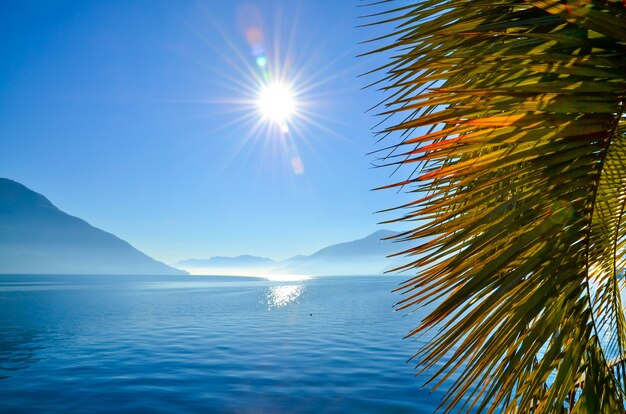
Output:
top-left (171, 2), bottom-right (361, 179)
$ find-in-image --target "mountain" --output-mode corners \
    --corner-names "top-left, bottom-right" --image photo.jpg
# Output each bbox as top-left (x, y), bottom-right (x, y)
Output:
top-left (176, 255), bottom-right (275, 268)
top-left (176, 230), bottom-right (402, 276)
top-left (174, 255), bottom-right (275, 275)
top-left (0, 178), bottom-right (186, 275)
top-left (277, 230), bottom-right (401, 276)
top-left (291, 230), bottom-right (399, 260)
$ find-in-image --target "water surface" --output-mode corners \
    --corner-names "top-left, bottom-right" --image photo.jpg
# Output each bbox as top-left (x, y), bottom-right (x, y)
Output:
top-left (0, 275), bottom-right (446, 413)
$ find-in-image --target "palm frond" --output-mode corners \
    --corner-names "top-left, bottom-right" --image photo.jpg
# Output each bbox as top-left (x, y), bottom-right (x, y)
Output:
top-left (365, 0), bottom-right (626, 412)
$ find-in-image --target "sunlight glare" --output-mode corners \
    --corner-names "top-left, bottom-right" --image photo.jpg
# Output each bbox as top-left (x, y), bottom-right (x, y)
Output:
top-left (257, 82), bottom-right (296, 124)
top-left (266, 284), bottom-right (304, 308)
top-left (265, 274), bottom-right (311, 282)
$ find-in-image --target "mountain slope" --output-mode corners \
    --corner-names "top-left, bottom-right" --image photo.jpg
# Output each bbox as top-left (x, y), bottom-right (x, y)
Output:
top-left (277, 230), bottom-right (400, 275)
top-left (291, 230), bottom-right (399, 260)
top-left (0, 178), bottom-right (186, 275)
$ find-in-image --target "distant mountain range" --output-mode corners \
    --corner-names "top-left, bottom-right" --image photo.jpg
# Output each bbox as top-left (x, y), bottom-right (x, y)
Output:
top-left (0, 177), bottom-right (407, 277)
top-left (0, 178), bottom-right (186, 275)
top-left (177, 255), bottom-right (275, 268)
top-left (175, 229), bottom-right (404, 276)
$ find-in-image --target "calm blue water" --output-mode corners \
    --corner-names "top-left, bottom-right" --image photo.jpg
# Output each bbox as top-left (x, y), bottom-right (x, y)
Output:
top-left (0, 275), bottom-right (447, 413)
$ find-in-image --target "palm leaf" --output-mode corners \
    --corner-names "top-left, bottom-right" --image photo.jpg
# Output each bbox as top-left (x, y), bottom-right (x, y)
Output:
top-left (364, 0), bottom-right (626, 412)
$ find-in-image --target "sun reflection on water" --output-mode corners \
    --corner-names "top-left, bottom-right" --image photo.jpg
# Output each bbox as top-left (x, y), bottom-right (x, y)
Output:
top-left (266, 284), bottom-right (304, 309)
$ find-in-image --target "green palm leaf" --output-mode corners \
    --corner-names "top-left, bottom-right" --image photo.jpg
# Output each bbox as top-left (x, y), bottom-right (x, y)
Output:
top-left (364, 1), bottom-right (626, 412)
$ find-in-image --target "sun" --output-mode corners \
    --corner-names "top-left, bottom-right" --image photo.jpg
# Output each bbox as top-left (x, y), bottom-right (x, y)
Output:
top-left (256, 82), bottom-right (296, 124)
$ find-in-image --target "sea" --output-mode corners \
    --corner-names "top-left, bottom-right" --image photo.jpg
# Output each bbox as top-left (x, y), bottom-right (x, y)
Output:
top-left (0, 274), bottom-right (452, 413)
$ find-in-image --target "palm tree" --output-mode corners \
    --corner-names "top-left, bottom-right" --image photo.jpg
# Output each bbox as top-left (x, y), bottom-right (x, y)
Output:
top-left (364, 1), bottom-right (626, 412)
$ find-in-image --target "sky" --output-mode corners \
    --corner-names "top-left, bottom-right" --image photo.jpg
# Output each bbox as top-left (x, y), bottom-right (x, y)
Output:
top-left (0, 0), bottom-right (412, 263)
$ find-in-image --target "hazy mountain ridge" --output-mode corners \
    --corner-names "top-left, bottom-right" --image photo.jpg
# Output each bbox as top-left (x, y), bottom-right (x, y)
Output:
top-left (0, 178), bottom-right (187, 275)
top-left (176, 255), bottom-right (275, 268)
top-left (0, 178), bottom-right (405, 277)
top-left (177, 229), bottom-right (403, 276)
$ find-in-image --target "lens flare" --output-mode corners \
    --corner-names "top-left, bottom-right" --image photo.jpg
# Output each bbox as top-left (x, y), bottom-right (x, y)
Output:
top-left (192, 4), bottom-right (347, 177)
top-left (256, 82), bottom-right (296, 124)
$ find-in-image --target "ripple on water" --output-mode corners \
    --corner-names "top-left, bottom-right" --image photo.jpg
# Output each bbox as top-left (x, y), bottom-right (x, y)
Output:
top-left (0, 275), bottom-right (447, 413)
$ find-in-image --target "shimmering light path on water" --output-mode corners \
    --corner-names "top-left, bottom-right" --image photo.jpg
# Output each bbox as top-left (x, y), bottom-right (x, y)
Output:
top-left (0, 275), bottom-right (447, 413)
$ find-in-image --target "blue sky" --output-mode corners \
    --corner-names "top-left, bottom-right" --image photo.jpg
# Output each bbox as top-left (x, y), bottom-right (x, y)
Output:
top-left (0, 0), bottom-right (410, 263)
